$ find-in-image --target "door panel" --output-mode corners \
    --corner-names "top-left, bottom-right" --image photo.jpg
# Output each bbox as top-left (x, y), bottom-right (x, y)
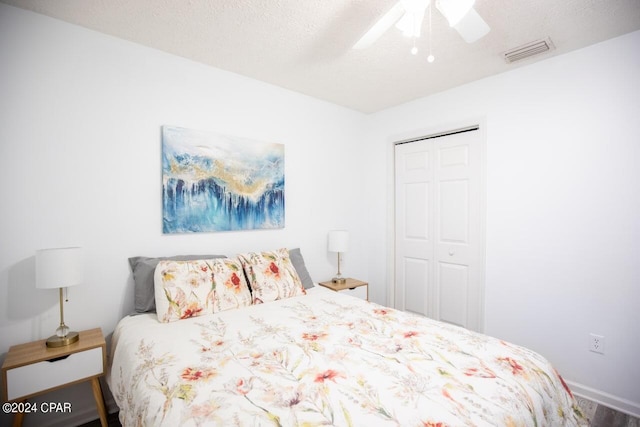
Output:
top-left (405, 182), bottom-right (429, 239)
top-left (404, 257), bottom-right (429, 315)
top-left (439, 145), bottom-right (468, 167)
top-left (439, 179), bottom-right (469, 243)
top-left (438, 262), bottom-right (468, 327)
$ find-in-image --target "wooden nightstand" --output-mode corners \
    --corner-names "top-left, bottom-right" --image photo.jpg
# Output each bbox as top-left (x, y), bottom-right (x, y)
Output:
top-left (1, 328), bottom-right (108, 427)
top-left (319, 278), bottom-right (368, 301)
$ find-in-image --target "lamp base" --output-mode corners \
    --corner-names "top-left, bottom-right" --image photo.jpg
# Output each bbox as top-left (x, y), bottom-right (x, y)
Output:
top-left (332, 277), bottom-right (346, 284)
top-left (45, 331), bottom-right (79, 348)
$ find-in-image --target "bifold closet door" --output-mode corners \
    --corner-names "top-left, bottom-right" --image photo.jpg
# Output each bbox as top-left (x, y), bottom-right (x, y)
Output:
top-left (395, 129), bottom-right (483, 331)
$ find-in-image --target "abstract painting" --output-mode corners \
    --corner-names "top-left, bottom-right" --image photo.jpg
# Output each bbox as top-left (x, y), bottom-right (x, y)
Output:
top-left (162, 126), bottom-right (285, 233)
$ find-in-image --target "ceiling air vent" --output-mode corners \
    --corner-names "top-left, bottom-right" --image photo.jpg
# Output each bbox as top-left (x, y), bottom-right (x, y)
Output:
top-left (503, 37), bottom-right (555, 64)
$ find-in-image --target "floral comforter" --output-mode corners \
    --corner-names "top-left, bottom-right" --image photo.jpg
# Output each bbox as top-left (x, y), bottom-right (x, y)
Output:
top-left (108, 287), bottom-right (587, 426)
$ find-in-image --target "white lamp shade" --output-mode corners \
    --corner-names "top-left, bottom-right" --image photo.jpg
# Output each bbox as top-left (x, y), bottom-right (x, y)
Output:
top-left (36, 247), bottom-right (83, 289)
top-left (328, 230), bottom-right (349, 253)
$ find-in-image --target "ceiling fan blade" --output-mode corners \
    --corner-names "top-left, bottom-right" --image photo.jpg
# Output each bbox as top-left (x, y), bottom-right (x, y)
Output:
top-left (353, 2), bottom-right (406, 49)
top-left (453, 8), bottom-right (490, 43)
top-left (435, 0), bottom-right (475, 27)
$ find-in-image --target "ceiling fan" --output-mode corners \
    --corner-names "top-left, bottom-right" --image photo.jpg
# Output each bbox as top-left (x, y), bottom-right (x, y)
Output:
top-left (353, 0), bottom-right (490, 53)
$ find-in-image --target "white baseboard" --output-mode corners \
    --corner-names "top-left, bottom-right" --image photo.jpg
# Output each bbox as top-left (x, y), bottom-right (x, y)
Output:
top-left (567, 380), bottom-right (640, 419)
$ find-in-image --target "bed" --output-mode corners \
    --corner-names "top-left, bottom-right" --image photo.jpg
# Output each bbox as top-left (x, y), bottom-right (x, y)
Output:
top-left (108, 249), bottom-right (587, 426)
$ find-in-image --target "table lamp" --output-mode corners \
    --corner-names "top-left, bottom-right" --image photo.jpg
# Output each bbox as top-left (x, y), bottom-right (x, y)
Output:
top-left (36, 247), bottom-right (83, 348)
top-left (328, 230), bottom-right (349, 284)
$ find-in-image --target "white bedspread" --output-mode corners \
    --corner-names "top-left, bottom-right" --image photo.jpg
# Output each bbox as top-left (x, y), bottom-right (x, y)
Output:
top-left (108, 286), bottom-right (586, 426)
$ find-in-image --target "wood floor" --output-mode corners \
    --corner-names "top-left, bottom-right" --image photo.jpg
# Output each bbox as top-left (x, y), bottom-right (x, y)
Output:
top-left (576, 396), bottom-right (640, 427)
top-left (79, 411), bottom-right (120, 427)
top-left (79, 396), bottom-right (639, 426)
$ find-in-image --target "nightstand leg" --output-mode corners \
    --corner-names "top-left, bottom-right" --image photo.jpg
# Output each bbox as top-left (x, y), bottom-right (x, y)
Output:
top-left (12, 409), bottom-right (24, 427)
top-left (91, 377), bottom-right (108, 427)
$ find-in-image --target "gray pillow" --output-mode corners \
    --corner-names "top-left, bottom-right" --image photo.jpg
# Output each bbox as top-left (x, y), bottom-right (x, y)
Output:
top-left (129, 255), bottom-right (226, 313)
top-left (289, 248), bottom-right (314, 289)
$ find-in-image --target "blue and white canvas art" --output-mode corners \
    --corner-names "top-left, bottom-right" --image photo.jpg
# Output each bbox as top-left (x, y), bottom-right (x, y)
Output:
top-left (162, 126), bottom-right (285, 233)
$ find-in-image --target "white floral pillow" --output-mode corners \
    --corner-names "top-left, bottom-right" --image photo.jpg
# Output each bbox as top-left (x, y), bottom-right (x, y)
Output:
top-left (210, 258), bottom-right (252, 312)
top-left (154, 259), bottom-right (215, 323)
top-left (238, 248), bottom-right (306, 304)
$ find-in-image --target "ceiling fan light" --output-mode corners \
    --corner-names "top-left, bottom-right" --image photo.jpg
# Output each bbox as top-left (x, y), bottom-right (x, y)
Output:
top-left (436, 0), bottom-right (475, 27)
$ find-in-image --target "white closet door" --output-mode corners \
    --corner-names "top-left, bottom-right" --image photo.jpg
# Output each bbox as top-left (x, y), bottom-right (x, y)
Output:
top-left (395, 141), bottom-right (434, 318)
top-left (395, 129), bottom-right (484, 332)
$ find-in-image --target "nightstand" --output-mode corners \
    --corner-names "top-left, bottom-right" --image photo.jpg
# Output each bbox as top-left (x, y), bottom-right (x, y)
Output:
top-left (319, 278), bottom-right (368, 301)
top-left (1, 328), bottom-right (108, 427)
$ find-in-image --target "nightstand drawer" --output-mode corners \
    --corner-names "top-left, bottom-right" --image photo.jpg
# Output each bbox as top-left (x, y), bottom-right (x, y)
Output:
top-left (341, 285), bottom-right (367, 300)
top-left (6, 346), bottom-right (103, 401)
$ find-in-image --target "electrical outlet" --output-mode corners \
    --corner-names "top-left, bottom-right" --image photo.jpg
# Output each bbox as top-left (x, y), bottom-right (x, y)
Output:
top-left (589, 333), bottom-right (605, 354)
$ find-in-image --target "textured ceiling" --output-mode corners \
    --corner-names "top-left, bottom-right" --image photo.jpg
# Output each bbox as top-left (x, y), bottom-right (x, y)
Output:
top-left (3, 0), bottom-right (640, 113)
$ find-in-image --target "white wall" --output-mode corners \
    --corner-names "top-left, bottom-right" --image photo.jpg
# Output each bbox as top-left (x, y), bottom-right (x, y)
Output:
top-left (0, 4), bottom-right (378, 426)
top-left (372, 30), bottom-right (640, 415)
